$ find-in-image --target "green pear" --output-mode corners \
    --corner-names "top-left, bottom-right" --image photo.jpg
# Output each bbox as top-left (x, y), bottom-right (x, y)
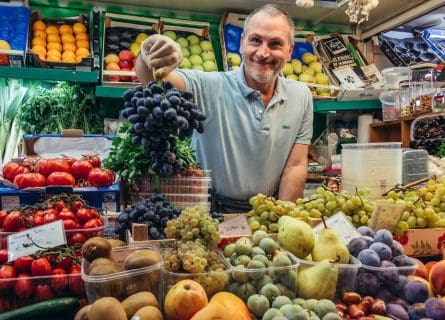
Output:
top-left (297, 260), bottom-right (338, 299)
top-left (291, 59), bottom-right (303, 74)
top-left (314, 73), bottom-right (330, 85)
top-left (286, 74), bottom-right (299, 81)
top-left (302, 52), bottom-right (317, 65)
top-left (309, 61), bottom-right (323, 74)
top-left (282, 62), bottom-right (293, 76)
top-left (312, 217), bottom-right (350, 264)
top-left (227, 52), bottom-right (241, 66)
top-left (298, 73), bottom-right (315, 83)
top-left (277, 216), bottom-right (314, 259)
top-left (302, 66), bottom-right (315, 76)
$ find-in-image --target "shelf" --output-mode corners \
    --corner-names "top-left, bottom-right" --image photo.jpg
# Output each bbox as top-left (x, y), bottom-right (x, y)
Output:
top-left (95, 86), bottom-right (129, 99)
top-left (0, 67), bottom-right (99, 83)
top-left (314, 99), bottom-right (380, 112)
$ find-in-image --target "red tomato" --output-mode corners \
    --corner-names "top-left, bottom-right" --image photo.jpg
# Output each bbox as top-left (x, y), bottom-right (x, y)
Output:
top-left (75, 208), bottom-right (92, 224)
top-left (14, 273), bottom-right (34, 299)
top-left (13, 173), bottom-right (46, 189)
top-left (81, 153), bottom-right (101, 168)
top-left (55, 256), bottom-right (72, 272)
top-left (43, 212), bottom-right (58, 224)
top-left (34, 210), bottom-right (45, 217)
top-left (34, 283), bottom-right (54, 302)
top-left (70, 160), bottom-right (93, 181)
top-left (55, 200), bottom-right (66, 211)
top-left (63, 219), bottom-right (78, 230)
top-left (67, 232), bottom-right (87, 246)
top-left (46, 172), bottom-right (75, 187)
top-left (31, 257), bottom-right (52, 276)
top-left (59, 209), bottom-right (76, 221)
top-left (83, 218), bottom-right (103, 229)
top-left (36, 158), bottom-right (70, 177)
top-left (2, 211), bottom-right (22, 232)
top-left (13, 256), bottom-right (34, 273)
top-left (22, 156), bottom-right (40, 172)
top-left (33, 215), bottom-right (44, 227)
top-left (0, 265), bottom-right (16, 290)
top-left (43, 208), bottom-right (58, 217)
top-left (89, 209), bottom-right (100, 219)
top-left (0, 210), bottom-right (7, 229)
top-left (50, 268), bottom-right (67, 293)
top-left (2, 162), bottom-right (29, 182)
top-left (62, 156), bottom-right (77, 168)
top-left (70, 200), bottom-right (85, 213)
top-left (68, 265), bottom-right (84, 296)
top-left (0, 249), bottom-right (8, 264)
top-left (87, 168), bottom-right (114, 187)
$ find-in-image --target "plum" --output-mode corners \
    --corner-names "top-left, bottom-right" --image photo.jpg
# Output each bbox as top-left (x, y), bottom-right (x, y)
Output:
top-left (359, 235), bottom-right (374, 248)
top-left (425, 297), bottom-right (445, 320)
top-left (376, 286), bottom-right (395, 303)
top-left (404, 280), bottom-right (429, 304)
top-left (347, 238), bottom-right (368, 257)
top-left (369, 242), bottom-right (392, 261)
top-left (358, 226), bottom-right (375, 237)
top-left (374, 229), bottom-right (394, 246)
top-left (271, 296), bottom-right (292, 309)
top-left (378, 260), bottom-right (399, 285)
top-left (408, 303), bottom-right (427, 320)
top-left (356, 272), bottom-right (380, 296)
top-left (387, 303), bottom-right (409, 320)
top-left (358, 249), bottom-right (380, 266)
top-left (391, 240), bottom-right (404, 257)
top-left (392, 275), bottom-right (408, 296)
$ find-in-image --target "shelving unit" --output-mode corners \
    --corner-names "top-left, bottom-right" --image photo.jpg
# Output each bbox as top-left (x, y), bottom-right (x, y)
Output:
top-left (0, 66), bottom-right (98, 83)
top-left (369, 117), bottom-right (416, 147)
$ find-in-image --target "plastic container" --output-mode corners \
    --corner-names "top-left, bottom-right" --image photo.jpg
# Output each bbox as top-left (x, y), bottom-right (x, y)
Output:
top-left (81, 244), bottom-right (162, 303)
top-left (128, 192), bottom-right (211, 210)
top-left (295, 256), bottom-right (362, 300)
top-left (402, 149), bottom-right (429, 184)
top-left (381, 67), bottom-right (411, 90)
top-left (379, 90), bottom-right (400, 121)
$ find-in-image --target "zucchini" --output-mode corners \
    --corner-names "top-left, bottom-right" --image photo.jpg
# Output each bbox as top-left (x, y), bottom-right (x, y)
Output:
top-left (0, 297), bottom-right (80, 320)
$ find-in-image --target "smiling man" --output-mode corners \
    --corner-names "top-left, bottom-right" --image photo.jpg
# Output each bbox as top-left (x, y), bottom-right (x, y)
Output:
top-left (136, 4), bottom-right (313, 213)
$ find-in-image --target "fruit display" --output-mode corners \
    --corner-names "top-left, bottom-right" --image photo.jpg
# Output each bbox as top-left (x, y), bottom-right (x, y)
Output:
top-left (0, 5), bottom-right (29, 52)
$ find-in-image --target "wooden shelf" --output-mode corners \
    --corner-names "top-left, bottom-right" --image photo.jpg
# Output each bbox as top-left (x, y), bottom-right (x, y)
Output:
top-left (369, 117), bottom-right (416, 147)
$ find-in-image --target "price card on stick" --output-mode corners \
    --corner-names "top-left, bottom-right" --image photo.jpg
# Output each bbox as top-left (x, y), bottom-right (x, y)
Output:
top-left (369, 201), bottom-right (405, 232)
top-left (218, 214), bottom-right (251, 237)
top-left (7, 220), bottom-right (66, 262)
top-left (312, 212), bottom-right (361, 245)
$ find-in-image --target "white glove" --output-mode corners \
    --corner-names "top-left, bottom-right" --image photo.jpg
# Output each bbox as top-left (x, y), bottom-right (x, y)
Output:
top-left (140, 34), bottom-right (183, 79)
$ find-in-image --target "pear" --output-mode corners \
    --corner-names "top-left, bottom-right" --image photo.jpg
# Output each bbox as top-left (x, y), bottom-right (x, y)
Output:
top-left (314, 73), bottom-right (330, 85)
top-left (277, 216), bottom-right (315, 259)
top-left (291, 59), bottom-right (303, 74)
top-left (297, 260), bottom-right (338, 299)
top-left (302, 52), bottom-right (317, 65)
top-left (302, 65), bottom-right (315, 76)
top-left (312, 217), bottom-right (350, 264)
top-left (309, 61), bottom-right (323, 74)
top-left (282, 62), bottom-right (294, 76)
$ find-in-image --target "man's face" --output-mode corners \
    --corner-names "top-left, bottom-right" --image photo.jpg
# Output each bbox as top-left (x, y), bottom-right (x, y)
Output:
top-left (240, 12), bottom-right (293, 85)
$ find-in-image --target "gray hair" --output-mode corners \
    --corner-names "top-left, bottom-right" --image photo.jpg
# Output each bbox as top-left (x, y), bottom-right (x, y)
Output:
top-left (243, 4), bottom-right (295, 44)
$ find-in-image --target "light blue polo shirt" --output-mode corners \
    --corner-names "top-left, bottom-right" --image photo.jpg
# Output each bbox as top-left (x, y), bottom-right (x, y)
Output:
top-left (176, 66), bottom-right (313, 200)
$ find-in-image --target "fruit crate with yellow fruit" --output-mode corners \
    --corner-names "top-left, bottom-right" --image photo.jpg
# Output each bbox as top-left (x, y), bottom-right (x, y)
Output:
top-left (101, 12), bottom-right (159, 86)
top-left (0, 3), bottom-right (30, 67)
top-left (26, 10), bottom-right (100, 70)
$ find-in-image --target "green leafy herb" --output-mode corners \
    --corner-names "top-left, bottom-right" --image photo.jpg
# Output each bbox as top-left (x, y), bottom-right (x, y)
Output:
top-left (436, 140), bottom-right (445, 158)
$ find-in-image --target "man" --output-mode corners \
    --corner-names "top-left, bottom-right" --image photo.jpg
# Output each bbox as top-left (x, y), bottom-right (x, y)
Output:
top-left (136, 4), bottom-right (313, 212)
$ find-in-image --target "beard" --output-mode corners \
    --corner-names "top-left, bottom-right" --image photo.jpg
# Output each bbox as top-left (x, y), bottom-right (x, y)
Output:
top-left (241, 53), bottom-right (285, 84)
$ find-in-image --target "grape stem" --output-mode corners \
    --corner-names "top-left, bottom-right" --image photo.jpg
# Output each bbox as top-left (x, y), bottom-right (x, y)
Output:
top-left (381, 176), bottom-right (430, 196)
top-left (355, 187), bottom-right (364, 206)
top-left (320, 215), bottom-right (328, 229)
top-left (321, 183), bottom-right (338, 195)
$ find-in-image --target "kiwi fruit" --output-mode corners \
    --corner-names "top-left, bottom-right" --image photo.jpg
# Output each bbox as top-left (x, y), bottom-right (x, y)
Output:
top-left (132, 306), bottom-right (163, 320)
top-left (74, 305), bottom-right (91, 320)
top-left (121, 291), bottom-right (159, 319)
top-left (88, 257), bottom-right (116, 273)
top-left (107, 239), bottom-right (126, 248)
top-left (89, 297), bottom-right (126, 320)
top-left (82, 237), bottom-right (112, 262)
top-left (124, 249), bottom-right (161, 270)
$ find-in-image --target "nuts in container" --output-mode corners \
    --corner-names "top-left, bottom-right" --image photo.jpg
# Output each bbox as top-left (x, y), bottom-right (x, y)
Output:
top-left (411, 94), bottom-right (433, 115)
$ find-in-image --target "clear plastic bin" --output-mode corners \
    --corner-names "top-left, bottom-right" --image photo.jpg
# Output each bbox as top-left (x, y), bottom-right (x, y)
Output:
top-left (379, 90), bottom-right (400, 121)
top-left (81, 244), bottom-right (162, 303)
top-left (402, 149), bottom-right (428, 184)
top-left (136, 170), bottom-right (212, 194)
top-left (381, 67), bottom-right (411, 90)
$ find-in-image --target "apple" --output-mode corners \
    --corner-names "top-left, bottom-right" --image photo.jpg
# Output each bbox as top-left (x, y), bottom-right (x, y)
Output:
top-left (163, 30), bottom-right (177, 41)
top-left (118, 50), bottom-right (134, 62)
top-left (227, 52), bottom-right (241, 67)
top-left (189, 54), bottom-right (203, 66)
top-left (201, 51), bottom-right (215, 62)
top-left (429, 260), bottom-right (445, 295)
top-left (119, 59), bottom-right (133, 69)
top-left (203, 60), bottom-right (217, 72)
top-left (120, 67), bottom-right (132, 81)
top-left (425, 261), bottom-right (437, 277)
top-left (176, 37), bottom-right (188, 48)
top-left (186, 34), bottom-right (200, 46)
top-left (199, 40), bottom-right (212, 52)
top-left (108, 75), bottom-right (120, 82)
top-left (179, 57), bottom-right (192, 69)
top-left (189, 44), bottom-right (202, 56)
top-left (104, 53), bottom-right (119, 65)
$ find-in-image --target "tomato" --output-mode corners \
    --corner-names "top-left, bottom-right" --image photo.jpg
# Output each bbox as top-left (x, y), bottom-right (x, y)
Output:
top-left (62, 156), bottom-right (77, 168)
top-left (34, 283), bottom-right (54, 302)
top-left (89, 209), bottom-right (100, 219)
top-left (70, 200), bottom-right (85, 213)
top-left (0, 265), bottom-right (16, 290)
top-left (13, 256), bottom-right (34, 273)
top-left (13, 173), bottom-right (46, 189)
top-left (50, 268), bottom-right (67, 293)
top-left (75, 208), bottom-right (92, 224)
top-left (55, 256), bottom-right (72, 272)
top-left (67, 232), bottom-right (87, 246)
top-left (81, 153), bottom-right (101, 168)
top-left (0, 210), bottom-right (7, 229)
top-left (70, 160), bottom-right (93, 181)
top-left (55, 200), bottom-right (66, 211)
top-left (14, 273), bottom-right (34, 299)
top-left (83, 218), bottom-right (103, 229)
top-left (36, 158), bottom-right (70, 177)
top-left (68, 265), bottom-right (84, 296)
top-left (43, 208), bottom-right (58, 217)
top-left (46, 172), bottom-right (75, 187)
top-left (87, 168), bottom-right (114, 187)
top-left (2, 162), bottom-right (29, 182)
top-left (33, 215), bottom-right (44, 226)
top-left (22, 156), bottom-right (40, 172)
top-left (63, 219), bottom-right (78, 230)
top-left (0, 249), bottom-right (7, 264)
top-left (43, 212), bottom-right (58, 224)
top-left (31, 257), bottom-right (52, 276)
top-left (59, 209), bottom-right (76, 221)
top-left (2, 211), bottom-right (22, 232)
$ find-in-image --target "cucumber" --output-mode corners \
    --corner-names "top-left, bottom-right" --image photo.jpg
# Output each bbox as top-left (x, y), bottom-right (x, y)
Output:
top-left (0, 297), bottom-right (80, 320)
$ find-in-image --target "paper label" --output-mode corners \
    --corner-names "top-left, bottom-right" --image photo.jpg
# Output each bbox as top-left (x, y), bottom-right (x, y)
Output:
top-left (312, 212), bottom-right (360, 244)
top-left (7, 220), bottom-right (66, 262)
top-left (361, 63), bottom-right (383, 82)
top-left (1, 196), bottom-right (20, 210)
top-left (333, 67), bottom-right (365, 89)
top-left (218, 214), bottom-right (251, 237)
top-left (370, 201), bottom-right (405, 232)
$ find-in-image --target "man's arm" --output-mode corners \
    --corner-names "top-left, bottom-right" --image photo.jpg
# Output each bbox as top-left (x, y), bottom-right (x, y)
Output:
top-left (278, 143), bottom-right (309, 201)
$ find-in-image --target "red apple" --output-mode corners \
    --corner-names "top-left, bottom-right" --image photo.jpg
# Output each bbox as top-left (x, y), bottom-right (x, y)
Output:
top-left (118, 50), bottom-right (134, 62)
top-left (120, 67), bottom-right (132, 81)
top-left (429, 260), bottom-right (445, 295)
top-left (119, 59), bottom-right (133, 69)
top-left (108, 75), bottom-right (120, 82)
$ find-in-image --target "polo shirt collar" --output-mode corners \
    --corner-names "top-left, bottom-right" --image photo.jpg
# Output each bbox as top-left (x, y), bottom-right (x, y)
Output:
top-left (234, 63), bottom-right (287, 103)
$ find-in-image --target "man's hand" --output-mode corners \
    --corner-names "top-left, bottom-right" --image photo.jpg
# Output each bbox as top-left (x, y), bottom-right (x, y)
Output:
top-left (140, 34), bottom-right (183, 79)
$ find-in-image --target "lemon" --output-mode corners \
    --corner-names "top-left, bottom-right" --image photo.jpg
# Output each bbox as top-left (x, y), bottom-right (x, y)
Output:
top-left (0, 40), bottom-right (11, 50)
top-left (135, 33), bottom-right (149, 44)
top-left (130, 42), bottom-right (141, 57)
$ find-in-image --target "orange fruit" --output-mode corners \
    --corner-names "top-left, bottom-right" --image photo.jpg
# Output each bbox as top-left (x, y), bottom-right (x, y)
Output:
top-left (62, 51), bottom-right (76, 59)
top-left (46, 55), bottom-right (61, 63)
top-left (33, 30), bottom-right (47, 40)
top-left (61, 33), bottom-right (76, 44)
top-left (59, 24), bottom-right (73, 35)
top-left (72, 22), bottom-right (87, 34)
top-left (31, 45), bottom-right (46, 56)
top-left (76, 40), bottom-right (89, 49)
top-left (75, 33), bottom-right (89, 41)
top-left (47, 49), bottom-right (61, 58)
top-left (31, 37), bottom-right (46, 48)
top-left (32, 20), bottom-right (46, 31)
top-left (45, 25), bottom-right (59, 35)
top-left (62, 56), bottom-right (77, 64)
top-left (76, 56), bottom-right (83, 63)
top-left (38, 54), bottom-right (46, 61)
top-left (47, 42), bottom-right (62, 52)
top-left (47, 34), bottom-right (61, 43)
top-left (106, 62), bottom-right (120, 71)
top-left (63, 43), bottom-right (77, 53)
top-left (76, 47), bottom-right (90, 58)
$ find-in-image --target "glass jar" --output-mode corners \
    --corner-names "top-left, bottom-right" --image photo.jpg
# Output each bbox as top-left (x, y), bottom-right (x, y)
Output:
top-left (433, 87), bottom-right (445, 112)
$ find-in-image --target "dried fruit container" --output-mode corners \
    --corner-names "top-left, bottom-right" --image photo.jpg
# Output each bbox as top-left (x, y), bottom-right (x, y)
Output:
top-left (81, 244), bottom-right (162, 304)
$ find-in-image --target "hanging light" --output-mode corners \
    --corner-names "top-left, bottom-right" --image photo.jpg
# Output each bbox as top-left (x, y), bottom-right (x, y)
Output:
top-left (295, 0), bottom-right (315, 8)
top-left (345, 0), bottom-right (379, 24)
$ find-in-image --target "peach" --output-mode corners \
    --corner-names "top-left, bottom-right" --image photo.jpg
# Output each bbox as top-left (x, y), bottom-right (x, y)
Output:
top-left (429, 260), bottom-right (445, 296)
top-left (425, 261), bottom-right (438, 277)
top-left (412, 257), bottom-right (429, 279)
top-left (105, 62), bottom-right (120, 71)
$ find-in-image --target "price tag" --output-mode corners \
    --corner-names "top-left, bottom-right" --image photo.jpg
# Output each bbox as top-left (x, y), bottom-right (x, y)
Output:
top-left (312, 212), bottom-right (360, 245)
top-left (7, 220), bottom-right (66, 262)
top-left (1, 196), bottom-right (20, 210)
top-left (332, 67), bottom-right (365, 89)
top-left (218, 214), bottom-right (251, 237)
top-left (370, 201), bottom-right (405, 232)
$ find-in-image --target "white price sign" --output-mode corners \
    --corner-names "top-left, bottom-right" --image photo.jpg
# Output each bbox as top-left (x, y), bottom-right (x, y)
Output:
top-left (218, 214), bottom-right (251, 237)
top-left (312, 212), bottom-right (360, 244)
top-left (370, 201), bottom-right (405, 232)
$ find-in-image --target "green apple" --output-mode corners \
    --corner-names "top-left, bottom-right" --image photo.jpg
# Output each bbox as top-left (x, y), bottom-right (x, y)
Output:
top-left (189, 44), bottom-right (202, 56)
top-left (203, 60), bottom-right (217, 72)
top-left (282, 62), bottom-right (293, 76)
top-left (227, 52), bottom-right (241, 67)
top-left (181, 47), bottom-right (190, 58)
top-left (192, 64), bottom-right (204, 71)
top-left (177, 37), bottom-right (189, 48)
top-left (314, 73), bottom-right (329, 85)
top-left (189, 54), bottom-right (203, 66)
top-left (199, 40), bottom-right (213, 51)
top-left (299, 73), bottom-right (315, 83)
top-left (163, 30), bottom-right (177, 41)
top-left (179, 57), bottom-right (192, 69)
top-left (201, 51), bottom-right (216, 62)
top-left (309, 61), bottom-right (323, 74)
top-left (302, 52), bottom-right (317, 65)
top-left (186, 34), bottom-right (200, 46)
top-left (286, 74), bottom-right (299, 81)
top-left (291, 59), bottom-right (303, 74)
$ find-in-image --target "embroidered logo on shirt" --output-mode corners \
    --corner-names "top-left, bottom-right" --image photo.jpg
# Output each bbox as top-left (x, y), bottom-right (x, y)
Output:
top-left (282, 124), bottom-right (290, 129)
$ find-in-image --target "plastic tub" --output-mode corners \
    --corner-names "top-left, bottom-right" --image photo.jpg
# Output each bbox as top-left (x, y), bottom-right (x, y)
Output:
top-left (295, 256), bottom-right (362, 300)
top-left (81, 244), bottom-right (162, 303)
top-left (381, 67), bottom-right (411, 90)
top-left (402, 149), bottom-right (428, 184)
top-left (136, 170), bottom-right (212, 193)
top-left (379, 90), bottom-right (400, 121)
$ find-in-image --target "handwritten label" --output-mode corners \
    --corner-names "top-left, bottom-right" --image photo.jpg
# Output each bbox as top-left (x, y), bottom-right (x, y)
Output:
top-left (7, 220), bottom-right (66, 262)
top-left (370, 201), bottom-right (405, 232)
top-left (312, 212), bottom-right (360, 245)
top-left (218, 214), bottom-right (251, 237)
top-left (333, 67), bottom-right (365, 89)
top-left (1, 196), bottom-right (20, 210)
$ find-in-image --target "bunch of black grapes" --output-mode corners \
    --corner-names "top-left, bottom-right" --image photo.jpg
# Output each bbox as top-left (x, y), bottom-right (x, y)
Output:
top-left (121, 81), bottom-right (206, 177)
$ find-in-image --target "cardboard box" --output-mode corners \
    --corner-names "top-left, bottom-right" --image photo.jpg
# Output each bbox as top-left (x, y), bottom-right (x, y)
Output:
top-left (395, 228), bottom-right (445, 257)
top-left (101, 12), bottom-right (158, 86)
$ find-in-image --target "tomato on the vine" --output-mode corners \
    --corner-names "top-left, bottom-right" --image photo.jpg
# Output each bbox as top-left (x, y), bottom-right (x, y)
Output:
top-left (13, 173), bottom-right (46, 189)
top-left (31, 257), bottom-right (52, 276)
top-left (0, 249), bottom-right (8, 264)
top-left (81, 154), bottom-right (101, 168)
top-left (22, 156), bottom-right (40, 172)
top-left (83, 218), bottom-right (103, 229)
top-left (2, 211), bottom-right (22, 232)
top-left (2, 162), bottom-right (29, 182)
top-left (0, 210), bottom-right (7, 229)
top-left (89, 209), bottom-right (100, 219)
top-left (33, 215), bottom-right (44, 227)
top-left (47, 172), bottom-right (75, 187)
top-left (62, 156), bottom-right (77, 168)
top-left (0, 265), bottom-right (16, 290)
top-left (36, 158), bottom-right (70, 177)
top-left (75, 208), bottom-right (92, 224)
top-left (67, 232), bottom-right (87, 246)
top-left (71, 160), bottom-right (93, 181)
top-left (59, 209), bottom-right (76, 221)
top-left (55, 256), bottom-right (72, 272)
top-left (34, 283), bottom-right (54, 302)
top-left (70, 200), bottom-right (85, 213)
top-left (14, 273), bottom-right (34, 299)
top-left (87, 168), bottom-right (114, 187)
top-left (63, 219), bottom-right (78, 230)
top-left (13, 256), bottom-right (34, 273)
top-left (68, 264), bottom-right (84, 296)
top-left (43, 212), bottom-right (58, 224)
top-left (50, 268), bottom-right (67, 293)
top-left (55, 200), bottom-right (66, 211)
